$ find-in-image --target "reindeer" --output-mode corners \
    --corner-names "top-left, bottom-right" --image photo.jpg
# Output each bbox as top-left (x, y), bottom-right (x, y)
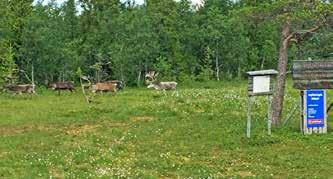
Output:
top-left (80, 76), bottom-right (119, 94)
top-left (78, 76), bottom-right (119, 103)
top-left (3, 84), bottom-right (35, 94)
top-left (106, 80), bottom-right (124, 91)
top-left (48, 81), bottom-right (75, 95)
top-left (145, 71), bottom-right (178, 96)
top-left (3, 68), bottom-right (36, 95)
top-left (91, 82), bottom-right (118, 93)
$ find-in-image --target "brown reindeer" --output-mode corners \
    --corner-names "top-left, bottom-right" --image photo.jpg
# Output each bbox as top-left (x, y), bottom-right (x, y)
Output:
top-left (106, 80), bottom-right (124, 91)
top-left (80, 76), bottom-right (119, 94)
top-left (3, 84), bottom-right (35, 94)
top-left (48, 82), bottom-right (75, 95)
top-left (91, 82), bottom-right (117, 93)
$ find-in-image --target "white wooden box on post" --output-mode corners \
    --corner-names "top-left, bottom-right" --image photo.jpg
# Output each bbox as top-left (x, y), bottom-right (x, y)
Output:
top-left (246, 69), bottom-right (278, 138)
top-left (247, 70), bottom-right (277, 96)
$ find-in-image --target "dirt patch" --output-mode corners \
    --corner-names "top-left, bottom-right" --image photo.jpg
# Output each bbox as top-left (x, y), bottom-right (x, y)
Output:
top-left (65, 124), bottom-right (101, 136)
top-left (131, 116), bottom-right (156, 122)
top-left (0, 122), bottom-right (127, 137)
top-left (0, 124), bottom-right (54, 136)
top-left (0, 151), bottom-right (10, 158)
top-left (49, 168), bottom-right (65, 179)
top-left (0, 128), bottom-right (26, 136)
top-left (105, 122), bottom-right (128, 128)
top-left (237, 171), bottom-right (255, 177)
top-left (209, 147), bottom-right (224, 158)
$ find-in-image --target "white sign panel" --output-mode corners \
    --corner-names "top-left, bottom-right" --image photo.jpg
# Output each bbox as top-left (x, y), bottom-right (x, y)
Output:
top-left (253, 76), bottom-right (270, 93)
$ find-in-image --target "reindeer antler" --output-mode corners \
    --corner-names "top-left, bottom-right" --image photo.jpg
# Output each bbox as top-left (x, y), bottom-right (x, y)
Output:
top-left (145, 71), bottom-right (158, 84)
top-left (80, 75), bottom-right (92, 87)
top-left (145, 71), bottom-right (154, 78)
top-left (80, 75), bottom-right (90, 81)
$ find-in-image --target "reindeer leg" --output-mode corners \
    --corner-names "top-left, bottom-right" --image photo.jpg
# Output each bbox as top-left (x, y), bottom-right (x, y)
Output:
top-left (163, 89), bottom-right (167, 96)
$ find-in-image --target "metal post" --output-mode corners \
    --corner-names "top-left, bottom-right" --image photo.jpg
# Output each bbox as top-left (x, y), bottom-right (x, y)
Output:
top-left (267, 95), bottom-right (272, 135)
top-left (282, 102), bottom-right (299, 126)
top-left (247, 96), bottom-right (253, 138)
top-left (303, 90), bottom-right (308, 134)
top-left (324, 90), bottom-right (328, 133)
top-left (300, 91), bottom-right (304, 134)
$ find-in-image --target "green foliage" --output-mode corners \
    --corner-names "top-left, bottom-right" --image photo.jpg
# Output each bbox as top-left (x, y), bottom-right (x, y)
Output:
top-left (0, 43), bottom-right (17, 84)
top-left (0, 0), bottom-right (331, 85)
top-left (197, 46), bottom-right (213, 81)
top-left (154, 56), bottom-right (173, 80)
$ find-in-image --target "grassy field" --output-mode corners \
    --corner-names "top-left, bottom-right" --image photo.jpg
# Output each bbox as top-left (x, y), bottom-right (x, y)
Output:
top-left (1, 80), bottom-right (333, 178)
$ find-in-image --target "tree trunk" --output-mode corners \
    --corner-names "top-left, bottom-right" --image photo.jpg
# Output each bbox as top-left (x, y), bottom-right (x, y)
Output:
top-left (79, 76), bottom-right (91, 104)
top-left (260, 56), bottom-right (265, 70)
top-left (120, 64), bottom-right (124, 83)
top-left (271, 23), bottom-right (292, 125)
top-left (137, 70), bottom-right (141, 87)
top-left (31, 64), bottom-right (35, 93)
top-left (96, 70), bottom-right (100, 83)
top-left (215, 45), bottom-right (220, 81)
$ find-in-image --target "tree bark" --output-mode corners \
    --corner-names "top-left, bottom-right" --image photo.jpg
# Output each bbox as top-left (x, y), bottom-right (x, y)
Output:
top-left (31, 64), bottom-right (35, 93)
top-left (120, 64), bottom-right (124, 83)
top-left (137, 70), bottom-right (141, 87)
top-left (271, 23), bottom-right (322, 125)
top-left (271, 23), bottom-right (292, 125)
top-left (260, 56), bottom-right (265, 70)
top-left (215, 45), bottom-right (220, 81)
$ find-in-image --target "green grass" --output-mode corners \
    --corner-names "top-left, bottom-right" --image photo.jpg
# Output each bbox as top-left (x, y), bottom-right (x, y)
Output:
top-left (1, 81), bottom-right (333, 178)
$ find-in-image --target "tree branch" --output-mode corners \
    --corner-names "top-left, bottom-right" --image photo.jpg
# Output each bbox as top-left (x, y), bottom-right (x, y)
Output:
top-left (289, 38), bottom-right (298, 43)
top-left (300, 25), bottom-right (322, 39)
top-left (287, 25), bottom-right (322, 44)
top-left (285, 33), bottom-right (295, 42)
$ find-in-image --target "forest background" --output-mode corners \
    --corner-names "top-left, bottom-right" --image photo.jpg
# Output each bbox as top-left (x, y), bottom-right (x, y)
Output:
top-left (0, 0), bottom-right (332, 86)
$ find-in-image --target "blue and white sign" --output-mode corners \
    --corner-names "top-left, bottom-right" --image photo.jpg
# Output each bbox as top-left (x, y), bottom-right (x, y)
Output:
top-left (306, 90), bottom-right (325, 128)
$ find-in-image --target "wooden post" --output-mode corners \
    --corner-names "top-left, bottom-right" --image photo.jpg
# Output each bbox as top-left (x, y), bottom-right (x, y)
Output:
top-left (267, 95), bottom-right (273, 135)
top-left (300, 91), bottom-right (304, 133)
top-left (247, 96), bottom-right (253, 138)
